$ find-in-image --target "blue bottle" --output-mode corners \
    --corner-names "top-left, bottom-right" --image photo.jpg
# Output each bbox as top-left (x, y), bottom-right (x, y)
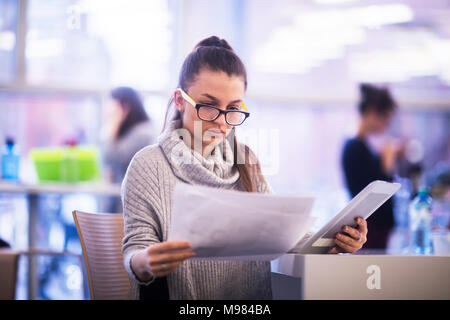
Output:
top-left (408, 189), bottom-right (433, 255)
top-left (1, 137), bottom-right (20, 182)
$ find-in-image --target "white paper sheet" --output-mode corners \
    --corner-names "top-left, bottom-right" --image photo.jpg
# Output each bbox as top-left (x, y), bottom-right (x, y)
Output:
top-left (168, 182), bottom-right (316, 260)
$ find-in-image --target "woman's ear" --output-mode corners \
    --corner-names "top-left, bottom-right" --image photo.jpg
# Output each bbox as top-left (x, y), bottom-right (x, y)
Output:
top-left (174, 90), bottom-right (185, 112)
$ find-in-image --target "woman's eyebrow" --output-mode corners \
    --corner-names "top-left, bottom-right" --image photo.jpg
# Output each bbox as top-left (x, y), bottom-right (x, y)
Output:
top-left (200, 93), bottom-right (218, 103)
top-left (201, 93), bottom-right (242, 105)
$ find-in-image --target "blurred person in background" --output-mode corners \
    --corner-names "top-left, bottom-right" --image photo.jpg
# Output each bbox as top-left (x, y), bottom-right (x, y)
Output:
top-left (101, 87), bottom-right (155, 212)
top-left (101, 86), bottom-right (155, 184)
top-left (342, 84), bottom-right (403, 249)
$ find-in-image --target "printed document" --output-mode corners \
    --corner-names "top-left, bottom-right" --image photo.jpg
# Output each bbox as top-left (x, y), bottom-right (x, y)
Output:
top-left (168, 182), bottom-right (315, 260)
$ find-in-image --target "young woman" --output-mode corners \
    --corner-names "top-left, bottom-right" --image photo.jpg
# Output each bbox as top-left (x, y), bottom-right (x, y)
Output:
top-left (342, 84), bottom-right (401, 249)
top-left (101, 86), bottom-right (154, 185)
top-left (122, 36), bottom-right (368, 300)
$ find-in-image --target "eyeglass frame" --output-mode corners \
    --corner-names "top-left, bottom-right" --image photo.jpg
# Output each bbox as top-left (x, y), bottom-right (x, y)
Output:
top-left (176, 88), bottom-right (250, 126)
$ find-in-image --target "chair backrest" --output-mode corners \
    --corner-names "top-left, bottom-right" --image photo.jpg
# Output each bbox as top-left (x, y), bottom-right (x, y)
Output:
top-left (72, 210), bottom-right (130, 300)
top-left (0, 250), bottom-right (19, 300)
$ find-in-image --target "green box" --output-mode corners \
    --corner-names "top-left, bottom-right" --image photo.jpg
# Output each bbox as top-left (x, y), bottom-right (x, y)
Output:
top-left (30, 146), bottom-right (100, 182)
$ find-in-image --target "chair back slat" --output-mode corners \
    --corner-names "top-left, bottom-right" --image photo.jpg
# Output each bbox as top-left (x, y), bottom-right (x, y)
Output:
top-left (72, 210), bottom-right (130, 300)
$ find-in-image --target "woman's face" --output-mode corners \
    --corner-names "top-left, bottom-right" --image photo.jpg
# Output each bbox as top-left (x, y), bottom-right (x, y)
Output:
top-left (104, 99), bottom-right (128, 124)
top-left (174, 68), bottom-right (246, 151)
top-left (365, 109), bottom-right (394, 134)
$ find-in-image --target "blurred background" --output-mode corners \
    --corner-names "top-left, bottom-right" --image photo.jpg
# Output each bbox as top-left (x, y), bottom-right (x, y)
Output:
top-left (0, 0), bottom-right (449, 299)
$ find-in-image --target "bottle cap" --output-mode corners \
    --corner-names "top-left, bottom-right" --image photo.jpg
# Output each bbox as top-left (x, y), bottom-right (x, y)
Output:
top-left (5, 137), bottom-right (15, 146)
top-left (417, 188), bottom-right (430, 200)
top-left (64, 138), bottom-right (78, 147)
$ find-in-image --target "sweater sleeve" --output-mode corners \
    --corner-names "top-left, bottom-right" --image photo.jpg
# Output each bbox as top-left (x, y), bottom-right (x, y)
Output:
top-left (121, 154), bottom-right (163, 285)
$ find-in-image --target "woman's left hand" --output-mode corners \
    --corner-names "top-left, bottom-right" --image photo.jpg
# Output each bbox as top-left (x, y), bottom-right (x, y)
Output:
top-left (328, 217), bottom-right (368, 254)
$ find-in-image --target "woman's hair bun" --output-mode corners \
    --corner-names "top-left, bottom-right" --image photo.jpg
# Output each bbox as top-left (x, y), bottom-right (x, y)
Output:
top-left (358, 83), bottom-right (396, 115)
top-left (195, 36), bottom-right (233, 51)
top-left (360, 83), bottom-right (376, 99)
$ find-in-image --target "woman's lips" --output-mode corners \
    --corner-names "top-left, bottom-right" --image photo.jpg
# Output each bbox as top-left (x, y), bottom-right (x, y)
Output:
top-left (206, 129), bottom-right (225, 136)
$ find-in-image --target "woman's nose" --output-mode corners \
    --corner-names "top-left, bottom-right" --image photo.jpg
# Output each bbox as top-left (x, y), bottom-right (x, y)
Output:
top-left (214, 112), bottom-right (227, 126)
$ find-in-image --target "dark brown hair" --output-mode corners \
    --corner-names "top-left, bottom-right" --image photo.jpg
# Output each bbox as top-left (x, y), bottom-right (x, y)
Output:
top-left (358, 83), bottom-right (397, 116)
top-left (163, 36), bottom-right (265, 192)
top-left (111, 86), bottom-right (150, 139)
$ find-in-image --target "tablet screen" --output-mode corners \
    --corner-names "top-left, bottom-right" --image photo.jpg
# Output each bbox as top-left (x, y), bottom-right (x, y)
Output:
top-left (321, 192), bottom-right (391, 239)
top-left (296, 180), bottom-right (401, 254)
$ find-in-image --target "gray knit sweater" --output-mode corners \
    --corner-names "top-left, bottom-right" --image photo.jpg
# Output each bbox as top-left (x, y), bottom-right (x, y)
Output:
top-left (121, 119), bottom-right (273, 300)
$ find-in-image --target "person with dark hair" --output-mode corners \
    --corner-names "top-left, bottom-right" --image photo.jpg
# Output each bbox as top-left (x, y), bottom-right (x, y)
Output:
top-left (101, 86), bottom-right (155, 184)
top-left (122, 36), bottom-right (368, 300)
top-left (342, 84), bottom-right (402, 249)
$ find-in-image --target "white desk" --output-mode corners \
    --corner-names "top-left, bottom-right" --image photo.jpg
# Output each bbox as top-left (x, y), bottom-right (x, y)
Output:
top-left (271, 253), bottom-right (450, 300)
top-left (0, 181), bottom-right (121, 196)
top-left (0, 181), bottom-right (121, 299)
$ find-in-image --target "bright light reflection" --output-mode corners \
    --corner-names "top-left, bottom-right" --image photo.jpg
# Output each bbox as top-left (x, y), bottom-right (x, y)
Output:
top-left (253, 3), bottom-right (414, 75)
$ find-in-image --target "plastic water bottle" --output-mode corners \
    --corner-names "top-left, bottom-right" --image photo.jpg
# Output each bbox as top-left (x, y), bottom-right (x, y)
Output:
top-left (1, 137), bottom-right (20, 182)
top-left (408, 189), bottom-right (433, 255)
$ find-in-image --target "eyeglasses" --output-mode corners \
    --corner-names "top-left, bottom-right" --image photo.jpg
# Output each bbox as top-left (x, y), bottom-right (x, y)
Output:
top-left (177, 88), bottom-right (250, 126)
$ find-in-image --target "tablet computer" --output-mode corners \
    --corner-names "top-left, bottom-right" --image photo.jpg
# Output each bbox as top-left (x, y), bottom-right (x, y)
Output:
top-left (293, 180), bottom-right (401, 254)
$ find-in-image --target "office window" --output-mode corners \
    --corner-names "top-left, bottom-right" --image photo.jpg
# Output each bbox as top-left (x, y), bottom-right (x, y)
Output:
top-left (26, 0), bottom-right (173, 90)
top-left (0, 0), bottom-right (18, 83)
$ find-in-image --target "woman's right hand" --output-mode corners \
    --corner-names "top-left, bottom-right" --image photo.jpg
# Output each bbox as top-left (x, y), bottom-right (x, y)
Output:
top-left (131, 241), bottom-right (195, 281)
